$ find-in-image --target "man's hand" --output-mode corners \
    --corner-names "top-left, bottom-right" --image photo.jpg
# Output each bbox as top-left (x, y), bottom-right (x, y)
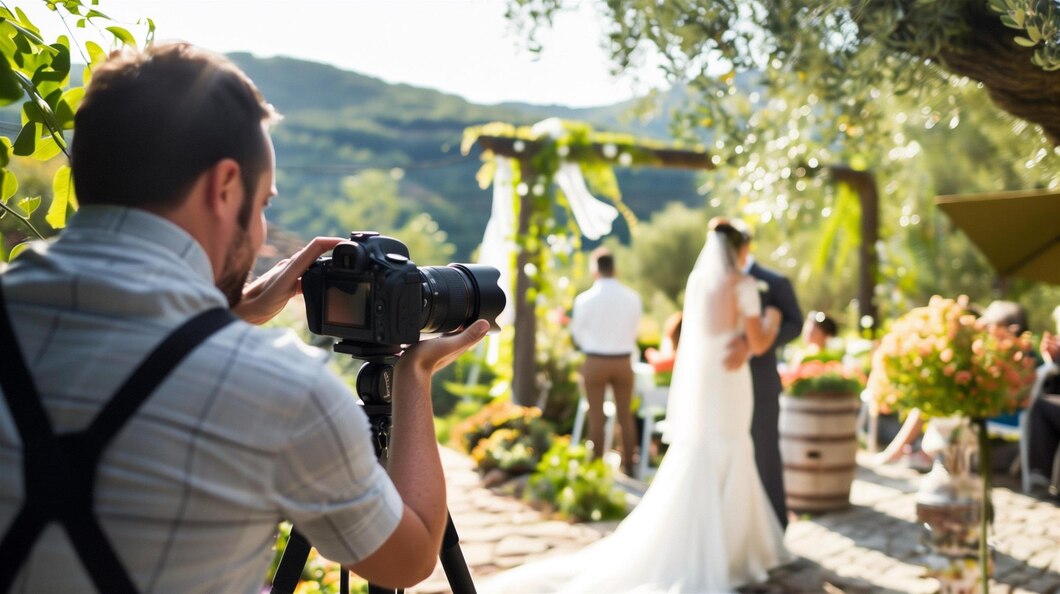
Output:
top-left (233, 237), bottom-right (345, 325)
top-left (398, 320), bottom-right (490, 376)
top-left (724, 334), bottom-right (751, 371)
top-left (1042, 332), bottom-right (1059, 365)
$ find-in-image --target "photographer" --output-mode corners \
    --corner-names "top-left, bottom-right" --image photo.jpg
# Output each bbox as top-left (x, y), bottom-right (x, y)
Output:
top-left (0, 43), bottom-right (484, 592)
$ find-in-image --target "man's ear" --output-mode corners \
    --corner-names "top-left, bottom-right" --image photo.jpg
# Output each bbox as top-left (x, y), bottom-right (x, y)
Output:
top-left (204, 158), bottom-right (244, 218)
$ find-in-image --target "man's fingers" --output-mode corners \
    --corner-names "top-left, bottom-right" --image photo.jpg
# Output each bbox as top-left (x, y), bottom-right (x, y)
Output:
top-left (288, 237), bottom-right (345, 274)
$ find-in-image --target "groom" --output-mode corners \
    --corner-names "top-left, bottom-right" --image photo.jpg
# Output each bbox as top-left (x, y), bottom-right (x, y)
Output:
top-left (719, 218), bottom-right (803, 529)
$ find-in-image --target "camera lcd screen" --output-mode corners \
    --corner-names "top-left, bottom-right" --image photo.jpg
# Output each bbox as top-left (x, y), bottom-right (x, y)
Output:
top-left (324, 280), bottom-right (371, 328)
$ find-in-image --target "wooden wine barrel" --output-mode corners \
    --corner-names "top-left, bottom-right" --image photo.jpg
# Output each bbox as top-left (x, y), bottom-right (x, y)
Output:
top-left (779, 393), bottom-right (860, 513)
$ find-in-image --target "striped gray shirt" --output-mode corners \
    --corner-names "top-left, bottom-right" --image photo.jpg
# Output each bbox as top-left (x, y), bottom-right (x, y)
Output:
top-left (0, 206), bottom-right (402, 593)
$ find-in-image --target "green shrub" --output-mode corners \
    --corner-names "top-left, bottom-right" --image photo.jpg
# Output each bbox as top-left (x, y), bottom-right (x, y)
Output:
top-left (471, 423), bottom-right (553, 475)
top-left (526, 438), bottom-right (628, 522)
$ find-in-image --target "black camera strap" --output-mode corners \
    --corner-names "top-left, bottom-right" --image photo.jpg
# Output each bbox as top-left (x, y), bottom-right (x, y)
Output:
top-left (0, 280), bottom-right (236, 594)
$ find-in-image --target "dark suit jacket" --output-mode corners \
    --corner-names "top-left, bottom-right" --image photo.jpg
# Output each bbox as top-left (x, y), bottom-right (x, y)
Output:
top-left (747, 261), bottom-right (802, 527)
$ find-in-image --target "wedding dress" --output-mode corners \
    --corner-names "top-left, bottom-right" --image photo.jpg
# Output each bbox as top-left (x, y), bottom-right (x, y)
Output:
top-left (480, 232), bottom-right (788, 594)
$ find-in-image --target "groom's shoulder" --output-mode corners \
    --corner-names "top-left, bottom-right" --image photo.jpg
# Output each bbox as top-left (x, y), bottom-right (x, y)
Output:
top-left (750, 262), bottom-right (790, 284)
top-left (750, 263), bottom-right (792, 288)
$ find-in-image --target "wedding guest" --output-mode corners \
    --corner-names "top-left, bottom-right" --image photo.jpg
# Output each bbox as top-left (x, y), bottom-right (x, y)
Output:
top-left (570, 247), bottom-right (642, 474)
top-left (1028, 306), bottom-right (1060, 495)
top-left (801, 310), bottom-right (838, 353)
top-left (645, 311), bottom-right (683, 374)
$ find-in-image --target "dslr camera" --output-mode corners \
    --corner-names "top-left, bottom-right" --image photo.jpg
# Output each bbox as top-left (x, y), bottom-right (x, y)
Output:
top-left (302, 232), bottom-right (505, 357)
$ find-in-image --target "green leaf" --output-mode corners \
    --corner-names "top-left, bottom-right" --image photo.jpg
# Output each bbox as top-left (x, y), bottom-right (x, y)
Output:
top-left (30, 134), bottom-right (62, 161)
top-left (1013, 36), bottom-right (1037, 47)
top-left (55, 86), bottom-right (84, 128)
top-left (1026, 25), bottom-right (1041, 43)
top-left (17, 195), bottom-right (40, 216)
top-left (47, 165), bottom-right (76, 229)
top-left (0, 138), bottom-right (12, 167)
top-left (0, 53), bottom-right (22, 105)
top-left (1, 168), bottom-right (18, 201)
top-left (6, 20), bottom-right (47, 47)
top-left (106, 26), bottom-right (136, 47)
top-left (12, 121), bottom-right (36, 156)
top-left (8, 241), bottom-right (32, 262)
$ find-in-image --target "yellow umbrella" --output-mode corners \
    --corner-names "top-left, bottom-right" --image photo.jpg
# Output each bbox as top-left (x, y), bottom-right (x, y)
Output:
top-left (936, 188), bottom-right (1060, 285)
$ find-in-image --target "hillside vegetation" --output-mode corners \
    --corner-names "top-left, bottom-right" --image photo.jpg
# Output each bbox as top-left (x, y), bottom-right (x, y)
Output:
top-left (226, 53), bottom-right (703, 259)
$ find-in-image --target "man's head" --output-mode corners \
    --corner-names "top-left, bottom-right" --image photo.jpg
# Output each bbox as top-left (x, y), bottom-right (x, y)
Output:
top-left (590, 247), bottom-right (615, 278)
top-left (802, 311), bottom-right (838, 349)
top-left (980, 300), bottom-right (1028, 335)
top-left (71, 43), bottom-right (280, 306)
top-left (707, 216), bottom-right (752, 268)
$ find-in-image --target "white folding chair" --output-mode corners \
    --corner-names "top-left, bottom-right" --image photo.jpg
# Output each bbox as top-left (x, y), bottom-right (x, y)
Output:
top-left (635, 385), bottom-right (670, 480)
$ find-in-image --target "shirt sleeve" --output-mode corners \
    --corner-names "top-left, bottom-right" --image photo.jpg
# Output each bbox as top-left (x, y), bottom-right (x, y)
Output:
top-left (737, 277), bottom-right (762, 318)
top-left (273, 368), bottom-right (403, 566)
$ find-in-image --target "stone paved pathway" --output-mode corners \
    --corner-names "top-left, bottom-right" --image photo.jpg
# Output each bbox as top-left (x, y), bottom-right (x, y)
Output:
top-left (411, 447), bottom-right (1060, 593)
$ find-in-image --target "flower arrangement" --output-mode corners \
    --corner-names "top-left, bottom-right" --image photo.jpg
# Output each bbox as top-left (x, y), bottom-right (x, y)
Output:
top-left (782, 359), bottom-right (865, 397)
top-left (868, 295), bottom-right (1038, 594)
top-left (868, 295), bottom-right (1037, 419)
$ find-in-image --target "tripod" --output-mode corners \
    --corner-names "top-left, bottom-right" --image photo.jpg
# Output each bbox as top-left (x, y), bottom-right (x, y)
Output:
top-left (271, 345), bottom-right (476, 594)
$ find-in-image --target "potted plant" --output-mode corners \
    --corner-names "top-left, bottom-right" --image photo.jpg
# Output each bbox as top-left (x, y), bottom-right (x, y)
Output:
top-left (868, 295), bottom-right (1037, 594)
top-left (778, 359), bottom-right (866, 512)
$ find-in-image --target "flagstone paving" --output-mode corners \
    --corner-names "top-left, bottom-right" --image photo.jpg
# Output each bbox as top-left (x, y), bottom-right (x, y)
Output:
top-left (411, 447), bottom-right (1060, 593)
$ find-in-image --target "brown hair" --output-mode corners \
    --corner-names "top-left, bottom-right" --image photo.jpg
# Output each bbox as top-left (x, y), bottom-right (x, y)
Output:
top-left (707, 216), bottom-right (752, 253)
top-left (590, 247), bottom-right (615, 277)
top-left (71, 43), bottom-right (279, 219)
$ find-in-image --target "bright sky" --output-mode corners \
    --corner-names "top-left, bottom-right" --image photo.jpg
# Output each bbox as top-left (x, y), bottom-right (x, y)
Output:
top-left (18, 0), bottom-right (668, 107)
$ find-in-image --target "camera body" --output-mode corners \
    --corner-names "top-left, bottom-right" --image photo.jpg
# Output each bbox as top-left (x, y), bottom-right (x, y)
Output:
top-left (302, 232), bottom-right (504, 356)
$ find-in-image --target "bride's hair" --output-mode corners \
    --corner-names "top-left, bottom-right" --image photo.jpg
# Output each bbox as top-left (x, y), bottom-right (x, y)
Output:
top-left (707, 217), bottom-right (751, 270)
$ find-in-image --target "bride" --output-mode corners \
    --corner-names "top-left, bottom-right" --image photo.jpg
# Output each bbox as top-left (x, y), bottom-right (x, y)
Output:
top-left (481, 220), bottom-right (789, 593)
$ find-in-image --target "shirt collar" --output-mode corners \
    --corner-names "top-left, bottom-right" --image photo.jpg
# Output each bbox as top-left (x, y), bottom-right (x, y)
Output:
top-left (66, 205), bottom-right (215, 284)
top-left (742, 255), bottom-right (756, 274)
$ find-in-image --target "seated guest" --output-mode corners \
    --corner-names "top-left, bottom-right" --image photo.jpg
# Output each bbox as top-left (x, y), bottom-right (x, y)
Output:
top-left (1028, 307), bottom-right (1060, 495)
top-left (645, 311), bottom-right (683, 376)
top-left (801, 310), bottom-right (839, 354)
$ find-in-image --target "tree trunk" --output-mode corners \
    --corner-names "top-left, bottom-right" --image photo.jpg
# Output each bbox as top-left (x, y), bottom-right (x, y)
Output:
top-left (936, 3), bottom-right (1060, 146)
top-left (828, 166), bottom-right (879, 334)
top-left (511, 160), bottom-right (538, 407)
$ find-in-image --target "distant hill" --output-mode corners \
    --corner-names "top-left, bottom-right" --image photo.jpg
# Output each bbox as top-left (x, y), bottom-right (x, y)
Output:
top-left (0, 54), bottom-right (707, 259)
top-left (227, 53), bottom-right (706, 259)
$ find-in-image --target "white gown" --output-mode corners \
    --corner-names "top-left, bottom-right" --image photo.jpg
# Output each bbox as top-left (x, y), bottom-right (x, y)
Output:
top-left (481, 234), bottom-right (788, 594)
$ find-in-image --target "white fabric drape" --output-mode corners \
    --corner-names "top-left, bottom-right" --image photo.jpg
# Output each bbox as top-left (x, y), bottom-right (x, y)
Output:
top-left (477, 156), bottom-right (516, 329)
top-left (552, 162), bottom-right (619, 240)
top-left (531, 117), bottom-right (620, 241)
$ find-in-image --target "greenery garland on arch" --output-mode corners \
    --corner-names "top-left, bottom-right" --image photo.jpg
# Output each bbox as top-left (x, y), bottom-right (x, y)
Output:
top-left (462, 119), bottom-right (711, 406)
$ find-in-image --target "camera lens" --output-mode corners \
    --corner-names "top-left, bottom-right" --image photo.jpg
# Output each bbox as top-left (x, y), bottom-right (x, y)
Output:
top-left (419, 264), bottom-right (505, 334)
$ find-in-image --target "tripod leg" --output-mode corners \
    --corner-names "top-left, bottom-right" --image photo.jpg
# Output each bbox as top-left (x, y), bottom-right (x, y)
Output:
top-left (440, 512), bottom-right (476, 594)
top-left (270, 528), bottom-right (312, 594)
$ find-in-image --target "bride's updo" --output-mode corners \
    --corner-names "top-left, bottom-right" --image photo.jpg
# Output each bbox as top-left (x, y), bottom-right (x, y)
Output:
top-left (707, 217), bottom-right (751, 269)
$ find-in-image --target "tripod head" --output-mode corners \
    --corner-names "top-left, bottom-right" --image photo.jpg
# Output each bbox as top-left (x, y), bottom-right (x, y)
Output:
top-left (334, 341), bottom-right (400, 459)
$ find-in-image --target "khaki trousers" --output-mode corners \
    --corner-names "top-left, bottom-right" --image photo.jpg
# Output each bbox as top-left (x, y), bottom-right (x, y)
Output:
top-left (581, 355), bottom-right (637, 472)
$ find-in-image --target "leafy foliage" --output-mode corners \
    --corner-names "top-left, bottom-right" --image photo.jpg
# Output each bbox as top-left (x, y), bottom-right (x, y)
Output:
top-left (0, 2), bottom-right (148, 260)
top-left (526, 438), bottom-right (627, 522)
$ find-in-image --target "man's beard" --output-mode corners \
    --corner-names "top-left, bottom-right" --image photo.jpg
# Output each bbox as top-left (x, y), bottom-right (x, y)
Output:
top-left (217, 226), bottom-right (255, 308)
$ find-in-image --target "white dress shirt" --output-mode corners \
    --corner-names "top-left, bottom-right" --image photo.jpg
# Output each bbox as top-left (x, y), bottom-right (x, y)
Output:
top-left (0, 206), bottom-right (402, 593)
top-left (570, 277), bottom-right (642, 356)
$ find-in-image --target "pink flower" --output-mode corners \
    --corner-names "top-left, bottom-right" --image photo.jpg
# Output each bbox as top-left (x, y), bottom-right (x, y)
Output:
top-left (955, 371), bottom-right (972, 385)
